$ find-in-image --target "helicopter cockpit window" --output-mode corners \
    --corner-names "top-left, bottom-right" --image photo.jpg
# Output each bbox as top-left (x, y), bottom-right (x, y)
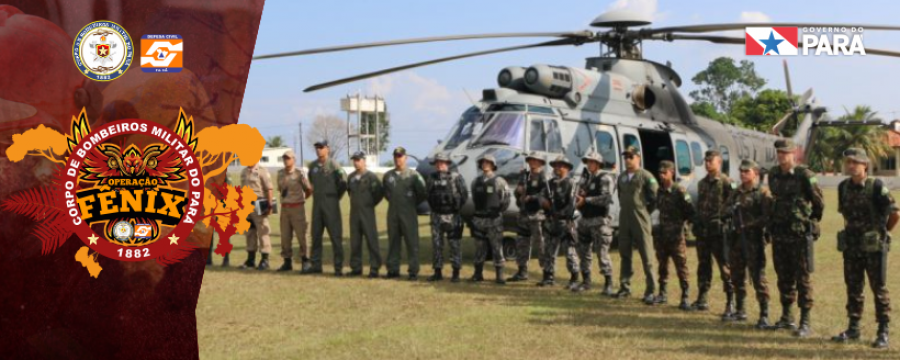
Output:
top-left (690, 141), bottom-right (703, 166)
top-left (594, 131), bottom-right (617, 168)
top-left (444, 107), bottom-right (483, 150)
top-left (471, 113), bottom-right (525, 148)
top-left (528, 106), bottom-right (556, 115)
top-left (719, 145), bottom-right (731, 174)
top-left (486, 103), bottom-right (527, 112)
top-left (676, 140), bottom-right (692, 176)
top-left (529, 118), bottom-right (563, 153)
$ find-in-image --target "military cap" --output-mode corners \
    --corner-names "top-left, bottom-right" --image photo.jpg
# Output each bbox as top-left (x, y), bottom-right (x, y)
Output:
top-left (392, 146), bottom-right (407, 157)
top-left (282, 149), bottom-right (296, 159)
top-left (621, 146), bottom-right (641, 156)
top-left (430, 152), bottom-right (452, 165)
top-left (313, 139), bottom-right (329, 147)
top-left (524, 151), bottom-right (546, 164)
top-left (843, 147), bottom-right (870, 164)
top-left (704, 149), bottom-right (721, 159)
top-left (477, 154), bottom-right (498, 170)
top-left (774, 139), bottom-right (795, 152)
top-left (739, 159), bottom-right (759, 171)
top-left (549, 154), bottom-right (574, 169)
top-left (658, 160), bottom-right (675, 172)
top-left (351, 151), bottom-right (366, 160)
top-left (581, 151), bottom-right (604, 165)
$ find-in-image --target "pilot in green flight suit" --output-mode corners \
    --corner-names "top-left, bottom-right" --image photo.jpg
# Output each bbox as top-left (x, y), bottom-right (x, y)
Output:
top-left (383, 146), bottom-right (428, 280)
top-left (615, 146), bottom-right (659, 305)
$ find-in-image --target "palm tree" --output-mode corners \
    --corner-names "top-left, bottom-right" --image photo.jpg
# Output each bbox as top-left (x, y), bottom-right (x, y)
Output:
top-left (807, 126), bottom-right (841, 173)
top-left (267, 136), bottom-right (285, 148)
top-left (833, 105), bottom-right (891, 171)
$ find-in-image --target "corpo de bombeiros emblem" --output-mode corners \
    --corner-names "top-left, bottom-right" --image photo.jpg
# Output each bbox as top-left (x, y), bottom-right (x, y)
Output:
top-left (60, 111), bottom-right (204, 262)
top-left (72, 20), bottom-right (134, 81)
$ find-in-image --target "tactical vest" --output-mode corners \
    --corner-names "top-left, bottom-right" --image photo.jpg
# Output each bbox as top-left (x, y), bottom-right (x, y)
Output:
top-left (428, 172), bottom-right (458, 214)
top-left (581, 172), bottom-right (611, 218)
top-left (522, 170), bottom-right (547, 214)
top-left (549, 177), bottom-right (575, 219)
top-left (770, 165), bottom-right (813, 226)
top-left (473, 175), bottom-right (502, 217)
top-left (839, 177), bottom-right (881, 233)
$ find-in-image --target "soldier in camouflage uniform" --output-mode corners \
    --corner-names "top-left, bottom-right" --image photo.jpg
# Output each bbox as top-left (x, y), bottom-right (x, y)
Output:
top-left (426, 153), bottom-right (469, 282)
top-left (616, 146), bottom-right (658, 305)
top-left (508, 152), bottom-right (549, 283)
top-left (383, 147), bottom-right (428, 281)
top-left (470, 154), bottom-right (511, 284)
top-left (574, 151), bottom-right (616, 295)
top-left (347, 151), bottom-right (385, 278)
top-left (277, 150), bottom-right (313, 272)
top-left (767, 139), bottom-right (824, 338)
top-left (539, 155), bottom-right (580, 288)
top-left (692, 149), bottom-right (735, 318)
top-left (654, 160), bottom-right (694, 309)
top-left (724, 159), bottom-right (772, 328)
top-left (831, 148), bottom-right (899, 349)
top-left (305, 140), bottom-right (348, 276)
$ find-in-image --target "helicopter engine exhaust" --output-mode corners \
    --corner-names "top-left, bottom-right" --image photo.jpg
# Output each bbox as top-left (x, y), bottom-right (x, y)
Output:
top-left (497, 66), bottom-right (528, 91)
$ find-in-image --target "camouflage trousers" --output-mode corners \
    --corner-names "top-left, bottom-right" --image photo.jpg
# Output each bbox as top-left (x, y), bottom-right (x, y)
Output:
top-left (430, 213), bottom-right (464, 270)
top-left (653, 231), bottom-right (689, 287)
top-left (728, 233), bottom-right (769, 303)
top-left (842, 250), bottom-right (891, 322)
top-left (772, 237), bottom-right (814, 309)
top-left (472, 215), bottom-right (505, 268)
top-left (516, 213), bottom-right (545, 268)
top-left (577, 216), bottom-right (614, 277)
top-left (542, 219), bottom-right (579, 276)
top-left (696, 234), bottom-right (732, 294)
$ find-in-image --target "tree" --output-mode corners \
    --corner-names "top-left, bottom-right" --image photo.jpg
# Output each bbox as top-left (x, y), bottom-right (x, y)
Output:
top-left (307, 114), bottom-right (349, 161)
top-left (689, 57), bottom-right (766, 117)
top-left (690, 101), bottom-right (727, 123)
top-left (729, 89), bottom-right (794, 133)
top-left (266, 135), bottom-right (285, 148)
top-left (834, 106), bottom-right (891, 170)
top-left (360, 106), bottom-right (391, 153)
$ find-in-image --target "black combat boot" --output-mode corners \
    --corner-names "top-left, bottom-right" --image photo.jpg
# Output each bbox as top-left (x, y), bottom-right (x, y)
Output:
top-left (538, 271), bottom-right (555, 287)
top-left (257, 253), bottom-right (270, 271)
top-left (300, 256), bottom-right (311, 272)
top-left (469, 264), bottom-right (484, 282)
top-left (276, 258), bottom-right (293, 272)
top-left (770, 306), bottom-right (796, 331)
top-left (721, 292), bottom-right (735, 321)
top-left (349, 269), bottom-right (363, 277)
top-left (602, 275), bottom-right (615, 296)
top-left (368, 269), bottom-right (380, 279)
top-left (756, 301), bottom-right (770, 329)
top-left (678, 281), bottom-right (691, 311)
top-left (427, 269), bottom-right (443, 282)
top-left (733, 295), bottom-right (748, 321)
top-left (384, 271), bottom-right (400, 279)
top-left (566, 272), bottom-right (580, 291)
top-left (873, 320), bottom-right (889, 349)
top-left (831, 318), bottom-right (861, 342)
top-left (574, 272), bottom-right (591, 293)
top-left (615, 283), bottom-right (632, 299)
top-left (507, 266), bottom-right (528, 282)
top-left (240, 251), bottom-right (256, 270)
top-left (221, 252), bottom-right (230, 267)
top-left (451, 268), bottom-right (461, 283)
top-left (655, 282), bottom-right (668, 305)
top-left (794, 308), bottom-right (812, 338)
top-left (495, 267), bottom-right (506, 285)
top-left (334, 267), bottom-right (344, 277)
top-left (691, 290), bottom-right (710, 311)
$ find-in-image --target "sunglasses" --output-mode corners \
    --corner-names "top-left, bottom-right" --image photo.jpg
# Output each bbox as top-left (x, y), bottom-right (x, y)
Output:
top-left (624, 155), bottom-right (636, 160)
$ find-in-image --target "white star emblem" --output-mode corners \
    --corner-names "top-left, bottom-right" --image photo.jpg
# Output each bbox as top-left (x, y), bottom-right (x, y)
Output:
top-left (88, 233), bottom-right (98, 245)
top-left (168, 234), bottom-right (179, 245)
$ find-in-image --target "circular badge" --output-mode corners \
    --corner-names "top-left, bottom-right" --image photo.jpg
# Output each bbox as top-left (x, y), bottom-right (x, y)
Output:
top-left (113, 221), bottom-right (134, 242)
top-left (59, 118), bottom-right (204, 262)
top-left (72, 20), bottom-right (134, 81)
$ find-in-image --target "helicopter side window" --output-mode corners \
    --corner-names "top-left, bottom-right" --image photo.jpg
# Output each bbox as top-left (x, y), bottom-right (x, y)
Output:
top-left (720, 145), bottom-right (731, 174)
top-left (471, 113), bottom-right (524, 148)
top-left (529, 118), bottom-right (563, 153)
top-left (690, 141), bottom-right (703, 166)
top-left (444, 107), bottom-right (483, 150)
top-left (675, 140), bottom-right (692, 176)
top-left (594, 130), bottom-right (617, 169)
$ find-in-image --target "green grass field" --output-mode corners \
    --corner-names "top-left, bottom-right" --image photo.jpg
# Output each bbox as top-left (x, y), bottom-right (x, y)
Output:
top-left (197, 184), bottom-right (900, 360)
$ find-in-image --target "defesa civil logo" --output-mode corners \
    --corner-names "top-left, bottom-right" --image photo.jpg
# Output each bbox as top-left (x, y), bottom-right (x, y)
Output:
top-left (746, 26), bottom-right (866, 56)
top-left (141, 34), bottom-right (183, 73)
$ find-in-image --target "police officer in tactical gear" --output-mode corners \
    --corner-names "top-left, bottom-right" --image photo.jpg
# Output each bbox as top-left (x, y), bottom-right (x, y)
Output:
top-left (426, 152), bottom-right (469, 282)
top-left (540, 155), bottom-right (581, 288)
top-left (509, 152), bottom-right (550, 282)
top-left (470, 154), bottom-right (511, 284)
top-left (574, 151), bottom-right (616, 294)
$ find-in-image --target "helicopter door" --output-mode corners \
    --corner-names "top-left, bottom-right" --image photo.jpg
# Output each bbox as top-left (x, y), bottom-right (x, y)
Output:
top-left (671, 135), bottom-right (695, 182)
top-left (593, 124), bottom-right (619, 173)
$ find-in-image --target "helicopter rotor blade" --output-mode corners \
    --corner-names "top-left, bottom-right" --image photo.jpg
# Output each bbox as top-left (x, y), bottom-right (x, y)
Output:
top-left (303, 38), bottom-right (581, 92)
top-left (645, 23), bottom-right (900, 34)
top-left (783, 60), bottom-right (794, 102)
top-left (253, 31), bottom-right (593, 60)
top-left (656, 34), bottom-right (744, 44)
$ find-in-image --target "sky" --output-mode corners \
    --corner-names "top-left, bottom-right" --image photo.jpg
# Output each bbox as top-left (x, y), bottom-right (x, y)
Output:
top-left (241, 0), bottom-right (900, 163)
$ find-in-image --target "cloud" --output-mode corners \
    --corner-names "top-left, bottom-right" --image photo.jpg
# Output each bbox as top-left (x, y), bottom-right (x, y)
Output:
top-left (605, 0), bottom-right (665, 22)
top-left (739, 11), bottom-right (772, 23)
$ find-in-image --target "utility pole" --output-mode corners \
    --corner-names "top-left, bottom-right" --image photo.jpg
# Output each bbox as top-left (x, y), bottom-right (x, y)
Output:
top-left (298, 122), bottom-right (304, 164)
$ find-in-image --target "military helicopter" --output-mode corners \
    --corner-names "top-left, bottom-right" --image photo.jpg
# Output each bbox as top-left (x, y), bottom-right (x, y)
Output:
top-left (253, 10), bottom-right (900, 251)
